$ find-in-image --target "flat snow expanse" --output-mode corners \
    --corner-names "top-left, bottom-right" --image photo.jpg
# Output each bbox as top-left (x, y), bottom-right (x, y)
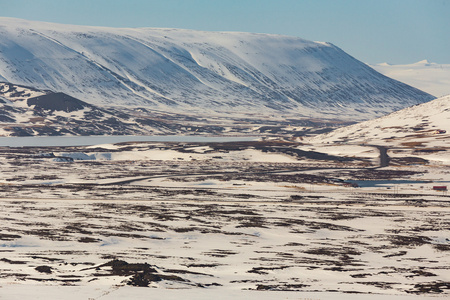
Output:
top-left (371, 60), bottom-right (450, 97)
top-left (1, 285), bottom-right (444, 300)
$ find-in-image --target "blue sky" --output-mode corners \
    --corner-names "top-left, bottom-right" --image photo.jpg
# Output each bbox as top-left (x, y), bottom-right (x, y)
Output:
top-left (1, 0), bottom-right (449, 64)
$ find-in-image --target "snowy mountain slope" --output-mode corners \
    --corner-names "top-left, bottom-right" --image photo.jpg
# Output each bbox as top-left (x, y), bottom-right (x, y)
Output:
top-left (3, 82), bottom-right (309, 137)
top-left (371, 60), bottom-right (450, 97)
top-left (308, 95), bottom-right (450, 148)
top-left (0, 82), bottom-right (188, 136)
top-left (0, 18), bottom-right (435, 121)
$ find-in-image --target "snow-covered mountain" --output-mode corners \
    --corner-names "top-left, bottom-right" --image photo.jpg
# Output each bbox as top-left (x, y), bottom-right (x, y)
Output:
top-left (0, 18), bottom-right (434, 122)
top-left (308, 95), bottom-right (450, 148)
top-left (371, 60), bottom-right (450, 97)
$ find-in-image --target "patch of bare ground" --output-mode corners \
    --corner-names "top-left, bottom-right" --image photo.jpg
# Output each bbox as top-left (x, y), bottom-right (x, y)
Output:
top-left (272, 217), bottom-right (361, 232)
top-left (18, 229), bottom-right (70, 241)
top-left (78, 237), bottom-right (101, 243)
top-left (0, 258), bottom-right (27, 264)
top-left (201, 249), bottom-right (239, 258)
top-left (387, 235), bottom-right (432, 247)
top-left (413, 147), bottom-right (447, 154)
top-left (247, 266), bottom-right (290, 275)
top-left (86, 259), bottom-right (200, 287)
top-left (355, 281), bottom-right (398, 290)
top-left (341, 169), bottom-right (422, 180)
top-left (163, 268), bottom-right (213, 277)
top-left (383, 251), bottom-right (407, 258)
top-left (35, 265), bottom-right (53, 274)
top-left (390, 157), bottom-right (429, 165)
top-left (254, 283), bottom-right (310, 291)
top-left (407, 281), bottom-right (450, 294)
top-left (433, 243), bottom-right (450, 251)
top-left (0, 233), bottom-right (21, 240)
top-left (183, 263), bottom-right (223, 268)
top-left (406, 269), bottom-right (437, 278)
top-left (304, 247), bottom-right (362, 257)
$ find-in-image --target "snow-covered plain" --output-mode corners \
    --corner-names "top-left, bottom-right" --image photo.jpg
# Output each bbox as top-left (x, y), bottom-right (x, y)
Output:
top-left (371, 60), bottom-right (450, 97)
top-left (0, 139), bottom-right (449, 299)
top-left (1, 197), bottom-right (448, 299)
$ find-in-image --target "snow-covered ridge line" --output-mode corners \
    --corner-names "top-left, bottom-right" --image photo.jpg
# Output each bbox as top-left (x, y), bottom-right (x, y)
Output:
top-left (308, 95), bottom-right (450, 151)
top-left (0, 17), bottom-right (434, 121)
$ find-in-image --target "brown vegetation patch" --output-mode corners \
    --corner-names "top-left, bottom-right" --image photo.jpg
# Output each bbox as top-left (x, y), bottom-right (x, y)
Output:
top-left (35, 265), bottom-right (53, 274)
top-left (78, 237), bottom-right (101, 243)
top-left (202, 249), bottom-right (238, 258)
top-left (304, 247), bottom-right (362, 257)
top-left (433, 244), bottom-right (450, 251)
top-left (390, 157), bottom-right (429, 165)
top-left (388, 235), bottom-right (432, 247)
top-left (184, 263), bottom-right (223, 268)
top-left (401, 141), bottom-right (425, 147)
top-left (383, 251), bottom-right (407, 258)
top-left (342, 169), bottom-right (421, 180)
top-left (356, 281), bottom-right (397, 290)
top-left (407, 281), bottom-right (450, 294)
top-left (248, 266), bottom-right (290, 275)
top-left (0, 258), bottom-right (27, 264)
top-left (413, 148), bottom-right (447, 154)
top-left (255, 283), bottom-right (310, 291)
top-left (0, 233), bottom-right (21, 240)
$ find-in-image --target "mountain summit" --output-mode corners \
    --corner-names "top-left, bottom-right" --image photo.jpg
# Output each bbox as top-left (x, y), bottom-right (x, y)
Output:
top-left (0, 18), bottom-right (434, 121)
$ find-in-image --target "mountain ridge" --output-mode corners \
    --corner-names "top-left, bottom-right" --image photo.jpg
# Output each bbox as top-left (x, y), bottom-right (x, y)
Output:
top-left (0, 17), bottom-right (435, 122)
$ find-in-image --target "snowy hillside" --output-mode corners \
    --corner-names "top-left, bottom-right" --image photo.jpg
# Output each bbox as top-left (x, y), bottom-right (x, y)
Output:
top-left (308, 95), bottom-right (450, 149)
top-left (0, 18), bottom-right (434, 121)
top-left (0, 82), bottom-right (189, 136)
top-left (1, 82), bottom-right (326, 137)
top-left (371, 60), bottom-right (450, 97)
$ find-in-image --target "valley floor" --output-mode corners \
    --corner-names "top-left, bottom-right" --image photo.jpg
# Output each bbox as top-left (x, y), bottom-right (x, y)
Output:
top-left (0, 141), bottom-right (449, 299)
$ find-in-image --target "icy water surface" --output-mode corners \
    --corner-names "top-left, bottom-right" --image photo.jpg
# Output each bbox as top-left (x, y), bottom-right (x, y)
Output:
top-left (0, 135), bottom-right (258, 147)
top-left (347, 179), bottom-right (429, 187)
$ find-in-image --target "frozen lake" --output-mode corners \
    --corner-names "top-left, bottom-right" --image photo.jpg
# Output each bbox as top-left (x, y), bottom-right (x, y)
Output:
top-left (0, 135), bottom-right (259, 147)
top-left (347, 179), bottom-right (429, 187)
